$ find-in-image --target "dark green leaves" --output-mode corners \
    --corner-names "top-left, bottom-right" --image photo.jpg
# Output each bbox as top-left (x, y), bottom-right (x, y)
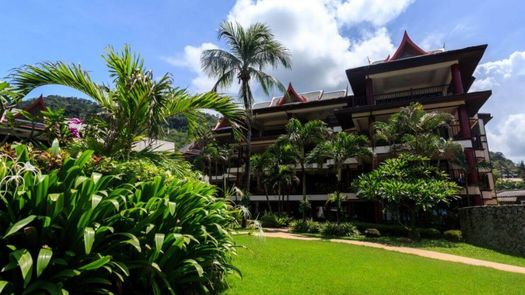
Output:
top-left (37, 247), bottom-right (53, 277)
top-left (4, 215), bottom-right (36, 238)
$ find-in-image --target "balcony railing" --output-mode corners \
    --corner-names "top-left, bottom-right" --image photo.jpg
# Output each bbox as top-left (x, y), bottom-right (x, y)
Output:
top-left (373, 84), bottom-right (451, 105)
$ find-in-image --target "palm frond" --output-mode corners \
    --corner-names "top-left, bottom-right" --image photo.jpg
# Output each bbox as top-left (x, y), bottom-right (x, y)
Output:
top-left (10, 62), bottom-right (108, 107)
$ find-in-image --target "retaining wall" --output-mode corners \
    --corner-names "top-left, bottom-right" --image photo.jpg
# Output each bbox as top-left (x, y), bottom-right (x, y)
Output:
top-left (459, 205), bottom-right (525, 256)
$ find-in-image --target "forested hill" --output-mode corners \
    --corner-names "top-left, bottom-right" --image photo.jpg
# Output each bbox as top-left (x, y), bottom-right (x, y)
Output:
top-left (19, 95), bottom-right (101, 119)
top-left (490, 151), bottom-right (525, 179)
top-left (19, 95), bottom-right (219, 130)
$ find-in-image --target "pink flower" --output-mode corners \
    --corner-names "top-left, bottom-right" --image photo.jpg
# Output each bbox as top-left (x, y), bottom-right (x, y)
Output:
top-left (69, 127), bottom-right (81, 138)
top-left (68, 118), bottom-right (83, 124)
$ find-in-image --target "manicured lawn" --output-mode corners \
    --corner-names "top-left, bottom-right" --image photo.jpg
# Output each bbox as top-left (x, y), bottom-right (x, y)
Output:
top-left (225, 235), bottom-right (525, 295)
top-left (365, 237), bottom-right (525, 267)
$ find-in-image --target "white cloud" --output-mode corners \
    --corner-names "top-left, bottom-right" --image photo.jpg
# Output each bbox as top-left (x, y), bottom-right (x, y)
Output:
top-left (161, 43), bottom-right (220, 92)
top-left (487, 114), bottom-right (525, 162)
top-left (332, 0), bottom-right (415, 27)
top-left (472, 51), bottom-right (525, 161)
top-left (165, 0), bottom-right (414, 100)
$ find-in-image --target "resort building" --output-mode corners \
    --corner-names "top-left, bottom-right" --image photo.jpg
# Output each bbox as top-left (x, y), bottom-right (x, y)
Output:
top-left (202, 32), bottom-right (496, 221)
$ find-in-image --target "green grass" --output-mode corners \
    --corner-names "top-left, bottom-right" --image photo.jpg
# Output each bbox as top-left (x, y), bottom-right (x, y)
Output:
top-left (225, 235), bottom-right (525, 295)
top-left (296, 232), bottom-right (525, 268)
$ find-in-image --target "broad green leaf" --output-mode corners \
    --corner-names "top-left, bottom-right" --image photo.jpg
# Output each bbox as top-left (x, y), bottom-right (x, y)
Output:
top-left (4, 215), bottom-right (36, 238)
top-left (119, 233), bottom-right (141, 253)
top-left (184, 259), bottom-right (204, 277)
top-left (0, 281), bottom-right (8, 293)
top-left (154, 233), bottom-right (165, 252)
top-left (37, 247), bottom-right (53, 277)
top-left (84, 227), bottom-right (95, 254)
top-left (12, 249), bottom-right (33, 287)
top-left (168, 201), bottom-right (176, 216)
top-left (75, 150), bottom-right (94, 167)
top-left (78, 256), bottom-right (111, 271)
top-left (91, 195), bottom-right (102, 209)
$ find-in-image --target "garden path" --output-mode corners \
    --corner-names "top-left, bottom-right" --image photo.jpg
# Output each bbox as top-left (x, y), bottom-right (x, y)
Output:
top-left (261, 228), bottom-right (525, 275)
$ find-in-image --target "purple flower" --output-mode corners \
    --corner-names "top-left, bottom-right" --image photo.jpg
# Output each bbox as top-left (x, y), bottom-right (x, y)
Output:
top-left (69, 118), bottom-right (83, 124)
top-left (69, 127), bottom-right (81, 138)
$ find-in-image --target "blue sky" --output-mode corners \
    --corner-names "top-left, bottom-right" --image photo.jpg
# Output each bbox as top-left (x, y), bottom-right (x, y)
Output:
top-left (2, 0), bottom-right (525, 160)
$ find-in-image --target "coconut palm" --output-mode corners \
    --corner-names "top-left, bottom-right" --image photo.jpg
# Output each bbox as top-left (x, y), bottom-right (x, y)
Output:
top-left (201, 21), bottom-right (291, 194)
top-left (280, 118), bottom-right (329, 220)
top-left (308, 132), bottom-right (371, 223)
top-left (373, 102), bottom-right (453, 157)
top-left (11, 46), bottom-right (244, 159)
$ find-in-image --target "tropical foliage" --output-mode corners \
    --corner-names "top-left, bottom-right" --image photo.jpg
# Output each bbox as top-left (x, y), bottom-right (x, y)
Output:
top-left (308, 131), bottom-right (370, 223)
top-left (373, 102), bottom-right (454, 157)
top-left (201, 21), bottom-right (291, 193)
top-left (356, 153), bottom-right (460, 239)
top-left (11, 46), bottom-right (244, 160)
top-left (278, 118), bottom-right (329, 219)
top-left (0, 145), bottom-right (237, 294)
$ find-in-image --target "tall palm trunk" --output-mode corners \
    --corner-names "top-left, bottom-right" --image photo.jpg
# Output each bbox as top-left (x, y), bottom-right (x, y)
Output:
top-left (301, 162), bottom-right (307, 221)
top-left (241, 78), bottom-right (252, 196)
top-left (264, 183), bottom-right (272, 213)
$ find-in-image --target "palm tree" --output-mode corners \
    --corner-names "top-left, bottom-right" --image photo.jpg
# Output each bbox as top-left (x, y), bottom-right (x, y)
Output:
top-left (250, 152), bottom-right (273, 213)
top-left (201, 21), bottom-right (291, 195)
top-left (308, 132), bottom-right (371, 223)
top-left (217, 144), bottom-right (235, 191)
top-left (271, 164), bottom-right (299, 215)
top-left (280, 118), bottom-right (329, 220)
top-left (11, 46), bottom-right (244, 159)
top-left (373, 102), bottom-right (453, 157)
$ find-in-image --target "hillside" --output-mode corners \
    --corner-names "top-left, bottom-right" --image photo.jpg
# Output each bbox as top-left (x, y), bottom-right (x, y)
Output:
top-left (20, 95), bottom-right (220, 147)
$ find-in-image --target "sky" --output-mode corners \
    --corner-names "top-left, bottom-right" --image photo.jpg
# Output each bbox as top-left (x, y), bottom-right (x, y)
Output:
top-left (2, 0), bottom-right (525, 161)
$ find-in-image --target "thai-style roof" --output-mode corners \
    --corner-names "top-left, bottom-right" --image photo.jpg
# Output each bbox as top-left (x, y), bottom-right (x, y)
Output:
top-left (387, 31), bottom-right (428, 61)
top-left (15, 95), bottom-right (46, 119)
top-left (275, 83), bottom-right (309, 106)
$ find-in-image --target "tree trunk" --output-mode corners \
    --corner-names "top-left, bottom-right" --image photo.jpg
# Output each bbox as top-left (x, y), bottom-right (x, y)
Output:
top-left (264, 183), bottom-right (272, 213)
top-left (245, 120), bottom-right (252, 194)
top-left (409, 209), bottom-right (420, 240)
top-left (277, 184), bottom-right (282, 215)
top-left (301, 162), bottom-right (307, 221)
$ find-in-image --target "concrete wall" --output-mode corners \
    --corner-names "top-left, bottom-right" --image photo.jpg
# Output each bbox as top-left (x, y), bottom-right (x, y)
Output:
top-left (459, 205), bottom-right (525, 256)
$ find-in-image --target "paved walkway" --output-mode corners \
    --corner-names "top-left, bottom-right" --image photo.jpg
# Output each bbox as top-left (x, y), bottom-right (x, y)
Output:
top-left (261, 229), bottom-right (525, 275)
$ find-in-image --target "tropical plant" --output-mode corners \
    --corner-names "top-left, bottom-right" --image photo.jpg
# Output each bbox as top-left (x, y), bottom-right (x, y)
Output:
top-left (356, 153), bottom-right (460, 239)
top-left (0, 147), bottom-right (129, 294)
top-left (0, 145), bottom-right (238, 294)
top-left (201, 21), bottom-right (291, 194)
top-left (11, 46), bottom-right (244, 160)
top-left (373, 102), bottom-right (454, 157)
top-left (320, 222), bottom-right (359, 238)
top-left (250, 152), bottom-right (274, 212)
top-left (280, 118), bottom-right (329, 220)
top-left (0, 81), bottom-right (21, 120)
top-left (307, 132), bottom-right (370, 223)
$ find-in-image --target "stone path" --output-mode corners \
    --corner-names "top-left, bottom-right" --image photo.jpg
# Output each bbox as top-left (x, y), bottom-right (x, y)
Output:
top-left (260, 229), bottom-right (525, 275)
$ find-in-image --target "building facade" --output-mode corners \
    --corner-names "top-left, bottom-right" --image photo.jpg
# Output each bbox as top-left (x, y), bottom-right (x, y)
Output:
top-left (205, 32), bottom-right (496, 221)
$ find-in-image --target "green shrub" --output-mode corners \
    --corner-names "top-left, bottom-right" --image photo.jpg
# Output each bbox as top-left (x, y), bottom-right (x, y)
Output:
top-left (260, 213), bottom-right (289, 228)
top-left (321, 223), bottom-right (359, 237)
top-left (444, 230), bottom-right (463, 242)
top-left (364, 228), bottom-right (381, 237)
top-left (354, 222), bottom-right (408, 237)
top-left (0, 145), bottom-right (237, 294)
top-left (420, 228), bottom-right (442, 239)
top-left (290, 220), bottom-right (321, 234)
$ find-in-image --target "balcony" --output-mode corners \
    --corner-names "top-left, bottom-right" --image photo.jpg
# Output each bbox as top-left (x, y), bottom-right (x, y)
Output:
top-left (349, 84), bottom-right (452, 107)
